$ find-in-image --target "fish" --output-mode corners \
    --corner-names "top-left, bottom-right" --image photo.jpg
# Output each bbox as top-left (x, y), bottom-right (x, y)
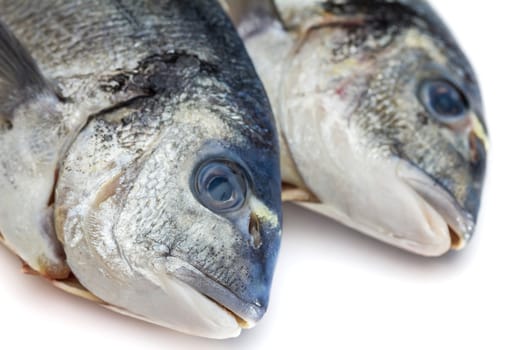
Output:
top-left (221, 0), bottom-right (488, 257)
top-left (0, 0), bottom-right (281, 339)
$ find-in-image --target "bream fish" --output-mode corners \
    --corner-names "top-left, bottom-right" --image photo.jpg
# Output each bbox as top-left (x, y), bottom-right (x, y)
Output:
top-left (0, 0), bottom-right (281, 339)
top-left (222, 0), bottom-right (488, 256)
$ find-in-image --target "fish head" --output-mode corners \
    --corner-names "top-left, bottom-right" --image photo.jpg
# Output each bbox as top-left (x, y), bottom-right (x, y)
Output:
top-left (279, 1), bottom-right (487, 255)
top-left (56, 59), bottom-right (281, 338)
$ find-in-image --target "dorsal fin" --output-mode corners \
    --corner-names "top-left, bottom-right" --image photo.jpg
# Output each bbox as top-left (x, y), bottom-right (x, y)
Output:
top-left (220, 0), bottom-right (283, 38)
top-left (0, 20), bottom-right (56, 118)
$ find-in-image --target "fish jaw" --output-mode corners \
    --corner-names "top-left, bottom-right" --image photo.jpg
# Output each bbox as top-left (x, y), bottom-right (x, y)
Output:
top-left (167, 259), bottom-right (267, 329)
top-left (65, 254), bottom-right (243, 339)
top-left (151, 275), bottom-right (243, 338)
top-left (299, 156), bottom-right (451, 256)
top-left (297, 138), bottom-right (484, 257)
top-left (396, 159), bottom-right (479, 251)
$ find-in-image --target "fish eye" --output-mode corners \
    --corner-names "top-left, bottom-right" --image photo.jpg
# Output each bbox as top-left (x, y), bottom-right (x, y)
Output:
top-left (193, 160), bottom-right (247, 213)
top-left (419, 79), bottom-right (469, 122)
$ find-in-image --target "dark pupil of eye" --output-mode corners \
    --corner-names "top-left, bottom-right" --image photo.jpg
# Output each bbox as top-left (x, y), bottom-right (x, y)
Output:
top-left (428, 82), bottom-right (466, 117)
top-left (207, 176), bottom-right (233, 202)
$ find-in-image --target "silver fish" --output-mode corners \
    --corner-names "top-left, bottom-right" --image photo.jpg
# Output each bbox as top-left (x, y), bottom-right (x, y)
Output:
top-left (0, 0), bottom-right (281, 339)
top-left (223, 0), bottom-right (488, 256)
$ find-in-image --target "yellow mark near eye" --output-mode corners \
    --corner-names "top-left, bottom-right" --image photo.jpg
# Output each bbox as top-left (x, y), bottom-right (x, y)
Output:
top-left (471, 114), bottom-right (490, 151)
top-left (249, 197), bottom-right (279, 230)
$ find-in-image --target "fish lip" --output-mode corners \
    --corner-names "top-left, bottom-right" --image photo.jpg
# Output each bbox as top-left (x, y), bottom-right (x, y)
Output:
top-left (206, 296), bottom-right (262, 329)
top-left (396, 160), bottom-right (475, 249)
top-left (172, 265), bottom-right (266, 328)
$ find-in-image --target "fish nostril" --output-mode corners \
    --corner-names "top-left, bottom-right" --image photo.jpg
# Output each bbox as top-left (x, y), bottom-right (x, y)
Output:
top-left (249, 213), bottom-right (262, 249)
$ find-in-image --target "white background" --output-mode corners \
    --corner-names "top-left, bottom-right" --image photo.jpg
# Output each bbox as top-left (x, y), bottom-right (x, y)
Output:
top-left (0, 1), bottom-right (523, 349)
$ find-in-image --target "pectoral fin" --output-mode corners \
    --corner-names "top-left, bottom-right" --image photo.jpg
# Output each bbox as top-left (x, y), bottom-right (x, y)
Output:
top-left (0, 20), bottom-right (58, 118)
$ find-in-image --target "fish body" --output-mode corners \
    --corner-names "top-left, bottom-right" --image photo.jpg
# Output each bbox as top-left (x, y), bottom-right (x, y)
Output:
top-left (0, 0), bottom-right (281, 339)
top-left (223, 0), bottom-right (488, 256)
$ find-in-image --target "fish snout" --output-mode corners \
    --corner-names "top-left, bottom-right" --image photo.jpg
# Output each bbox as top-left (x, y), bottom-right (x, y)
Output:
top-left (397, 157), bottom-right (483, 253)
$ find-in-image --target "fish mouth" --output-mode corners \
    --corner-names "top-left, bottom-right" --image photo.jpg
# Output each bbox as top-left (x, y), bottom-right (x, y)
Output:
top-left (396, 160), bottom-right (476, 255)
top-left (172, 264), bottom-right (266, 329)
top-left (206, 297), bottom-right (254, 329)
